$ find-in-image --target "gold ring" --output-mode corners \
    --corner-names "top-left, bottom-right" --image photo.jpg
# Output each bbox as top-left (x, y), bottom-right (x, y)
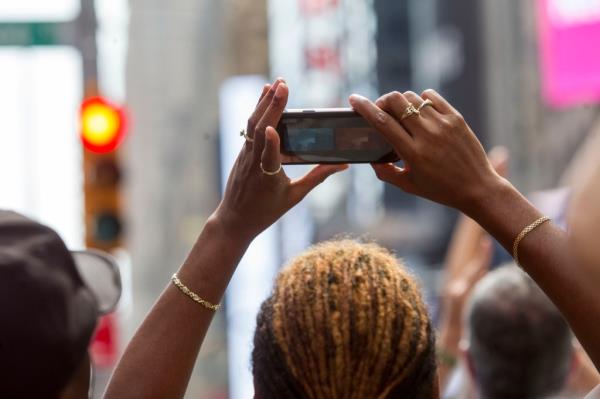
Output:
top-left (260, 162), bottom-right (282, 176)
top-left (400, 103), bottom-right (420, 121)
top-left (240, 129), bottom-right (254, 143)
top-left (417, 99), bottom-right (433, 112)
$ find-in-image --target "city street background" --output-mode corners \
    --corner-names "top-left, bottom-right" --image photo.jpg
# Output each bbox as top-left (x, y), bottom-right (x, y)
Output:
top-left (1, 0), bottom-right (599, 398)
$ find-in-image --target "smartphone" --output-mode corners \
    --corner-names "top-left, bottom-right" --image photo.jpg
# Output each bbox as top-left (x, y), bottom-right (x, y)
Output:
top-left (277, 108), bottom-right (399, 164)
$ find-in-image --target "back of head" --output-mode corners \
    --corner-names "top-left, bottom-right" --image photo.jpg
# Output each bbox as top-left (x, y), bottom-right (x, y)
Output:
top-left (0, 211), bottom-right (98, 398)
top-left (466, 265), bottom-right (572, 399)
top-left (252, 240), bottom-right (437, 399)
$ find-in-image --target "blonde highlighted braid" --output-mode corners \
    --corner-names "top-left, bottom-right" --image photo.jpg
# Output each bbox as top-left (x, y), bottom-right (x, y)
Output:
top-left (252, 240), bottom-right (437, 399)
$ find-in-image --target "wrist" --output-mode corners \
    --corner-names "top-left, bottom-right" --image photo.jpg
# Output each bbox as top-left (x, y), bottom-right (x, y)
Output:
top-left (440, 297), bottom-right (466, 324)
top-left (208, 206), bottom-right (258, 244)
top-left (461, 174), bottom-right (514, 221)
top-left (457, 174), bottom-right (543, 254)
top-left (177, 213), bottom-right (253, 305)
top-left (437, 318), bottom-right (462, 360)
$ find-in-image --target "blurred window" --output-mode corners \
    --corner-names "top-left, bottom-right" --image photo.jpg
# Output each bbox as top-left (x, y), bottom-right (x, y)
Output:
top-left (0, 0), bottom-right (79, 22)
top-left (0, 47), bottom-right (84, 248)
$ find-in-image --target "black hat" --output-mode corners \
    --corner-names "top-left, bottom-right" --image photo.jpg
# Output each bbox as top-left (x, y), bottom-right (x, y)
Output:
top-left (0, 210), bottom-right (121, 397)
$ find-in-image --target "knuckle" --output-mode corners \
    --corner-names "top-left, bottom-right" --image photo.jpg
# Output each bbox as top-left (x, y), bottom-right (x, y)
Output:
top-left (388, 91), bottom-right (403, 103)
top-left (254, 124), bottom-right (266, 137)
top-left (446, 113), bottom-right (465, 127)
top-left (375, 94), bottom-right (386, 103)
top-left (247, 116), bottom-right (257, 130)
top-left (272, 94), bottom-right (284, 106)
top-left (375, 94), bottom-right (389, 109)
top-left (439, 116), bottom-right (455, 129)
top-left (421, 89), bottom-right (437, 97)
top-left (404, 90), bottom-right (418, 100)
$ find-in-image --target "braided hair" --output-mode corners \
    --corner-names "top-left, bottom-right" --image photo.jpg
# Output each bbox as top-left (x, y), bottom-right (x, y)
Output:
top-left (252, 240), bottom-right (437, 399)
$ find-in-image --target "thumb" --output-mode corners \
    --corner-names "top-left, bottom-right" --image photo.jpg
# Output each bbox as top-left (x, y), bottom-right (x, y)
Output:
top-left (371, 163), bottom-right (414, 193)
top-left (290, 164), bottom-right (349, 203)
top-left (260, 126), bottom-right (282, 174)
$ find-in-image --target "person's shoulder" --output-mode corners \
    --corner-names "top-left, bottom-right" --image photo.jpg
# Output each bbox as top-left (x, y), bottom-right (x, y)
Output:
top-left (585, 385), bottom-right (600, 399)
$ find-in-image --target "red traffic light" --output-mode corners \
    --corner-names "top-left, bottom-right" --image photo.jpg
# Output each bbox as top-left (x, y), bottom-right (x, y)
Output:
top-left (80, 97), bottom-right (127, 153)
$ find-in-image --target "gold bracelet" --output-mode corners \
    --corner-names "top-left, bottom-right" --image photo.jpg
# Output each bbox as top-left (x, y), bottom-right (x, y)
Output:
top-left (512, 216), bottom-right (551, 267)
top-left (171, 273), bottom-right (221, 311)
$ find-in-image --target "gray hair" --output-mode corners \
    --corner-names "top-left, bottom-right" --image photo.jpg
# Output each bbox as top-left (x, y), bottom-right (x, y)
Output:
top-left (465, 264), bottom-right (572, 399)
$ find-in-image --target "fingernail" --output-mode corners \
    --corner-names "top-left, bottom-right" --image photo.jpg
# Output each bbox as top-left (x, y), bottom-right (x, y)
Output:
top-left (276, 76), bottom-right (286, 83)
top-left (349, 94), bottom-right (366, 104)
top-left (275, 83), bottom-right (287, 98)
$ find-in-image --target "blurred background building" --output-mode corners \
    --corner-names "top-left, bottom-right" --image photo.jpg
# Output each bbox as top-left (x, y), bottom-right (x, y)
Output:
top-left (0, 0), bottom-right (599, 398)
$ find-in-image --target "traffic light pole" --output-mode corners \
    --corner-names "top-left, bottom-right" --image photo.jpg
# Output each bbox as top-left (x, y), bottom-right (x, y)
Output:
top-left (76, 0), bottom-right (125, 252)
top-left (0, 0), bottom-right (123, 251)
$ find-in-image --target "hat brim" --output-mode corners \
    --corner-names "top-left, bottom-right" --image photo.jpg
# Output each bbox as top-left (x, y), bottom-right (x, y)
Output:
top-left (71, 250), bottom-right (122, 315)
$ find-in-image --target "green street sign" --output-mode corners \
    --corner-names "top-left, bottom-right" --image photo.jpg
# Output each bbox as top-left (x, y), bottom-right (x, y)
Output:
top-left (0, 22), bottom-right (61, 46)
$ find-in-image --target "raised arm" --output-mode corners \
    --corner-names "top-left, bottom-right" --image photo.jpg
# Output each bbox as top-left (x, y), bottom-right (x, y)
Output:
top-left (349, 90), bottom-right (600, 370)
top-left (104, 80), bottom-right (347, 399)
top-left (436, 148), bottom-right (508, 389)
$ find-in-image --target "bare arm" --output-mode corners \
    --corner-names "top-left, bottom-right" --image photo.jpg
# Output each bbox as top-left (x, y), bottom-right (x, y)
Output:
top-left (350, 89), bottom-right (600, 370)
top-left (104, 80), bottom-right (347, 399)
top-left (465, 174), bottom-right (600, 369)
top-left (104, 218), bottom-right (250, 398)
top-left (437, 235), bottom-right (491, 389)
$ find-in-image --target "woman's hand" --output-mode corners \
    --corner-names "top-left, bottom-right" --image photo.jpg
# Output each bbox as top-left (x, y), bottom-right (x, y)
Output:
top-left (350, 90), bottom-right (600, 374)
top-left (349, 90), bottom-right (503, 214)
top-left (214, 79), bottom-right (347, 241)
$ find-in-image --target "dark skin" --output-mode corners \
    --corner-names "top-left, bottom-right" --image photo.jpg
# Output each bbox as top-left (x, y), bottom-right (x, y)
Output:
top-left (104, 85), bottom-right (600, 398)
top-left (349, 90), bottom-right (600, 371)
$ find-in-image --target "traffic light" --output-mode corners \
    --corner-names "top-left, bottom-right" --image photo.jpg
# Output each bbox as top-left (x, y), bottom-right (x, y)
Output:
top-left (80, 96), bottom-right (127, 251)
top-left (80, 96), bottom-right (127, 154)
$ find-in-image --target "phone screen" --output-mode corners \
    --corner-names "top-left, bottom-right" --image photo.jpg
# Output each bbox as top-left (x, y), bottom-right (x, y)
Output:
top-left (278, 110), bottom-right (398, 164)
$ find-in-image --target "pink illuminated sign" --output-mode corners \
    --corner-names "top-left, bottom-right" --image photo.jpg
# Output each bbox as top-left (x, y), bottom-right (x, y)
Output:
top-left (538, 0), bottom-right (600, 107)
